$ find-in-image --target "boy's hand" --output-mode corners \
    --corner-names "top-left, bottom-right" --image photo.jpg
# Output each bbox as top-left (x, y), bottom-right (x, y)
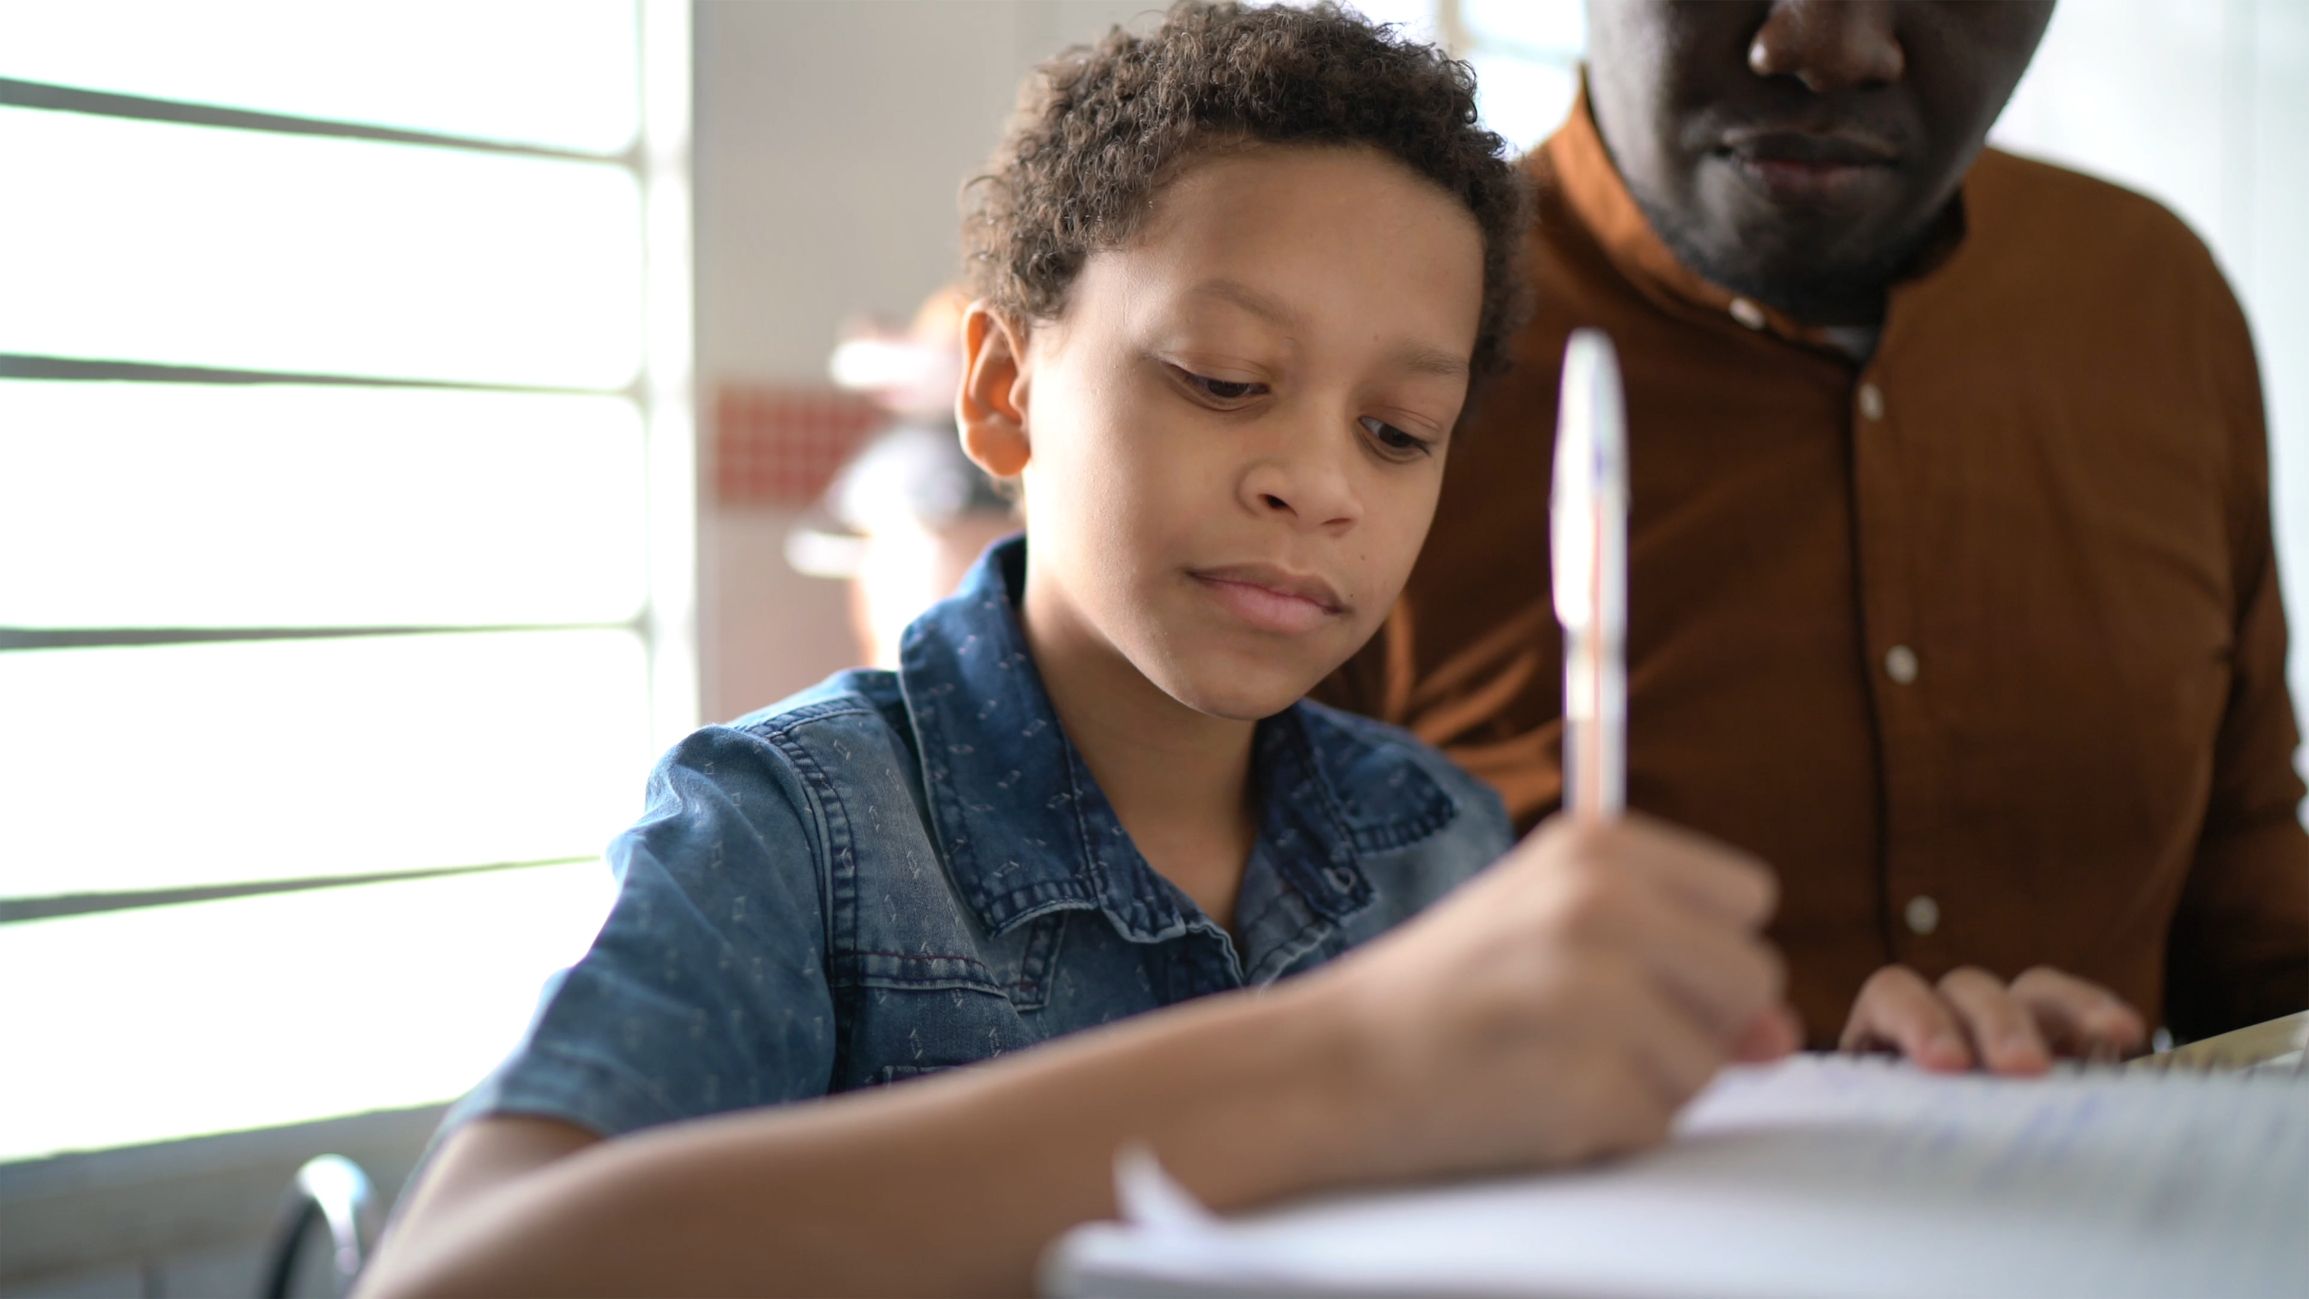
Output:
top-left (1308, 814), bottom-right (1793, 1185)
top-left (1839, 964), bottom-right (2148, 1074)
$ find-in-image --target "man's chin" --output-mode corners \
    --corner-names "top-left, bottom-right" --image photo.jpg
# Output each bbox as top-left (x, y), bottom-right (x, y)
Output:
top-left (1661, 216), bottom-right (1904, 326)
top-left (1651, 177), bottom-right (1938, 324)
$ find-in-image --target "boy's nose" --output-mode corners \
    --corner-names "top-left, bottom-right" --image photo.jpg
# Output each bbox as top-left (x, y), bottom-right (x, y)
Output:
top-left (1238, 443), bottom-right (1359, 533)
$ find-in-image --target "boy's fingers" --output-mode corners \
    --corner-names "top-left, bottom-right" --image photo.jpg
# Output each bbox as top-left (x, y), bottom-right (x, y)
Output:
top-left (1553, 814), bottom-right (1779, 928)
top-left (1616, 886), bottom-right (1787, 1042)
top-left (1734, 1005), bottom-right (1803, 1063)
top-left (1615, 978), bottom-right (1729, 1108)
top-left (2010, 966), bottom-right (2148, 1057)
top-left (1841, 966), bottom-right (1972, 1071)
top-left (1937, 967), bottom-right (2051, 1075)
top-left (1517, 836), bottom-right (1784, 1042)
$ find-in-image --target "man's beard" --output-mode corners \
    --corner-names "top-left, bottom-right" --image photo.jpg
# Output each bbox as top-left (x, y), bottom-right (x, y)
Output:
top-left (1632, 190), bottom-right (1939, 328)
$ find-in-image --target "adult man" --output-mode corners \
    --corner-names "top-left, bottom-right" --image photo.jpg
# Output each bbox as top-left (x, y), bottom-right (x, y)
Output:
top-left (1326, 0), bottom-right (2309, 1055)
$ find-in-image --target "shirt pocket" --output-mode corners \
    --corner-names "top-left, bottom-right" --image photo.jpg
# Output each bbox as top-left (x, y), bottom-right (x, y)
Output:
top-left (834, 982), bottom-right (1041, 1092)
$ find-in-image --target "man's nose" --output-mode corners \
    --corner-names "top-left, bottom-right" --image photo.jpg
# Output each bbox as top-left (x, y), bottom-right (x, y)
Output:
top-left (1748, 0), bottom-right (1905, 94)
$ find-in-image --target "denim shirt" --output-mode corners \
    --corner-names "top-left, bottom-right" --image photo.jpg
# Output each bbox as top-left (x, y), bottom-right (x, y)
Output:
top-left (454, 537), bottom-right (1511, 1139)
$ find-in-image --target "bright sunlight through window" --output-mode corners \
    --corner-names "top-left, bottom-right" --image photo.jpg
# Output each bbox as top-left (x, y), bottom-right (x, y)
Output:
top-left (0, 0), bottom-right (693, 1165)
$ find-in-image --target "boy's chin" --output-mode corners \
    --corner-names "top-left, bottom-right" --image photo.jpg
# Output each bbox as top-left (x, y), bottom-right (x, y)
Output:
top-left (1152, 663), bottom-right (1328, 724)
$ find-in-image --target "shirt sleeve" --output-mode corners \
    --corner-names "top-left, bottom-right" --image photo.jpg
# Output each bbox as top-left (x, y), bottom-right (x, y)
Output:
top-left (452, 723), bottom-right (842, 1137)
top-left (2164, 272), bottom-right (2309, 1040)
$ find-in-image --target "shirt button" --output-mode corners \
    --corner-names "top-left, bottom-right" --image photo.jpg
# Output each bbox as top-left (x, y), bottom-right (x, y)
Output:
top-left (1884, 644), bottom-right (1919, 685)
top-left (1858, 382), bottom-right (1885, 421)
top-left (1905, 895), bottom-right (1941, 936)
top-left (1729, 297), bottom-right (1767, 330)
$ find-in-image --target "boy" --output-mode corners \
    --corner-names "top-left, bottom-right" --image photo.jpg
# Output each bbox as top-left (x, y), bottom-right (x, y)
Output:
top-left (359, 6), bottom-right (1791, 1296)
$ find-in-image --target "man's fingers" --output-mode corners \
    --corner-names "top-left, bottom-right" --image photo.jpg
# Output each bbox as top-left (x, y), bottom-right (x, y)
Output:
top-left (1840, 966), bottom-right (1972, 1071)
top-left (2009, 966), bottom-right (2148, 1058)
top-left (1937, 967), bottom-right (2050, 1075)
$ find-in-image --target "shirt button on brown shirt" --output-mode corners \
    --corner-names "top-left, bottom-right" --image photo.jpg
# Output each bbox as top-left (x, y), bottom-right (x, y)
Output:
top-left (1321, 95), bottom-right (2309, 1043)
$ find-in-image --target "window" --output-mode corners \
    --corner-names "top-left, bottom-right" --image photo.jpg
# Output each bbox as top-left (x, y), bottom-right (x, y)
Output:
top-left (1451, 0), bottom-right (1586, 154)
top-left (1343, 0), bottom-right (1585, 153)
top-left (0, 0), bottom-right (694, 1164)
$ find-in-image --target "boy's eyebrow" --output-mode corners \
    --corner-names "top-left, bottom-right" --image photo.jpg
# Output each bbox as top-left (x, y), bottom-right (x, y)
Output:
top-left (1393, 346), bottom-right (1472, 381)
top-left (1186, 278), bottom-right (1471, 380)
top-left (1188, 277), bottom-right (1304, 329)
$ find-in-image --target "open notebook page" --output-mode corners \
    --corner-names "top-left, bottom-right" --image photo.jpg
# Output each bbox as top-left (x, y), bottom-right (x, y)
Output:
top-left (1046, 1053), bottom-right (2309, 1299)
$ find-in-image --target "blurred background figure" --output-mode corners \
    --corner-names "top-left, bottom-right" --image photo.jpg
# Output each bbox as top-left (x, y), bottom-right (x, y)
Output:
top-left (785, 290), bottom-right (1017, 668)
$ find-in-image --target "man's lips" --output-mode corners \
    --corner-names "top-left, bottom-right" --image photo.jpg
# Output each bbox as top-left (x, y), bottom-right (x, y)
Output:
top-left (1717, 130), bottom-right (1899, 203)
top-left (1721, 128), bottom-right (1899, 167)
top-left (1189, 564), bottom-right (1346, 635)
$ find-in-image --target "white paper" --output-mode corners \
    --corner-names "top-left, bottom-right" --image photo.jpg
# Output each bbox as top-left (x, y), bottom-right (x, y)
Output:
top-left (1047, 1054), bottom-right (2309, 1298)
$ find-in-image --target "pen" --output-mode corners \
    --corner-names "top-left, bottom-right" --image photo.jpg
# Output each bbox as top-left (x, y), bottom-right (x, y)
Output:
top-left (1551, 328), bottom-right (1628, 824)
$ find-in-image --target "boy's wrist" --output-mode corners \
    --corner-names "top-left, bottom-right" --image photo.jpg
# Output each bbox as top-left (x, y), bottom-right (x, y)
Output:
top-left (1232, 972), bottom-right (1391, 1200)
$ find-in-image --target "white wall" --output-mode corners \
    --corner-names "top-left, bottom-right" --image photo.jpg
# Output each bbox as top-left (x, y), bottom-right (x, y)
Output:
top-left (1992, 0), bottom-right (2309, 772)
top-left (692, 0), bottom-right (1153, 721)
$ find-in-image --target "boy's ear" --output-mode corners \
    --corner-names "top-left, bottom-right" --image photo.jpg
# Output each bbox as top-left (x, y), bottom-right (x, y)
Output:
top-left (956, 301), bottom-right (1033, 479)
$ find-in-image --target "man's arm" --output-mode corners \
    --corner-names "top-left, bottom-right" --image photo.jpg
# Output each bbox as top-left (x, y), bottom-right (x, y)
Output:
top-left (355, 817), bottom-right (1793, 1299)
top-left (2166, 276), bottom-right (2309, 1039)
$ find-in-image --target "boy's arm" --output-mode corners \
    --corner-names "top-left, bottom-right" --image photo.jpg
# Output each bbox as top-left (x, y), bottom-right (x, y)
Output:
top-left (356, 817), bottom-right (1793, 1299)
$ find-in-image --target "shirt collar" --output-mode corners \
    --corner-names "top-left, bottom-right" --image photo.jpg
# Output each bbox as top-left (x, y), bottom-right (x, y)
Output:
top-left (1546, 70), bottom-right (1969, 351)
top-left (896, 535), bottom-right (1461, 942)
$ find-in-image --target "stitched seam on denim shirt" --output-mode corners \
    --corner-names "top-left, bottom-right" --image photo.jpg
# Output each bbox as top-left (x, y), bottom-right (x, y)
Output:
top-left (1294, 708), bottom-right (1461, 852)
top-left (1279, 712), bottom-right (1364, 857)
top-left (1245, 915), bottom-right (1337, 985)
top-left (979, 877), bottom-right (1099, 923)
top-left (832, 949), bottom-right (1003, 994)
top-left (1350, 803), bottom-right (1453, 853)
top-left (740, 699), bottom-right (885, 736)
top-left (1234, 885), bottom-right (1313, 948)
top-left (752, 720), bottom-right (853, 994)
top-left (1012, 911), bottom-right (1065, 1009)
top-left (1062, 746), bottom-right (1127, 929)
top-left (1344, 742), bottom-right (1456, 852)
top-left (915, 688), bottom-right (990, 917)
top-left (875, 1062), bottom-right (975, 1084)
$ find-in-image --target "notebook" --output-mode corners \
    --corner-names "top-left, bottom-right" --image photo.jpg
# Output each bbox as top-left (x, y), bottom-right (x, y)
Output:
top-left (1044, 1053), bottom-right (2309, 1298)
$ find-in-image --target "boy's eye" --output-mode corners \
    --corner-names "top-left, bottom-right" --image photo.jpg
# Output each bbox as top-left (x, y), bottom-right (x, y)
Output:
top-left (1171, 366), bottom-right (1268, 403)
top-left (1359, 415), bottom-right (1437, 460)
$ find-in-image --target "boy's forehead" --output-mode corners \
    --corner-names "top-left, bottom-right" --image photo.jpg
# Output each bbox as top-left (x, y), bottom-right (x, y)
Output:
top-left (1127, 148), bottom-right (1471, 274)
top-left (1138, 143), bottom-right (1403, 226)
top-left (1097, 149), bottom-right (1481, 324)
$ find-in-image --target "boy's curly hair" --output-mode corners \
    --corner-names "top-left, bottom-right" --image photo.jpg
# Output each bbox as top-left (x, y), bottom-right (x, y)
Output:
top-left (963, 1), bottom-right (1531, 385)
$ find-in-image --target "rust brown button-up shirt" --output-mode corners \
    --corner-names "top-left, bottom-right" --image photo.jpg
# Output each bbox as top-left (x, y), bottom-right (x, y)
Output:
top-left (1323, 95), bottom-right (2309, 1042)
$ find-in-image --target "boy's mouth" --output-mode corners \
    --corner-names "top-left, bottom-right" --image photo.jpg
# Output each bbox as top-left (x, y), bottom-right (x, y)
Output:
top-left (1188, 564), bottom-right (1346, 635)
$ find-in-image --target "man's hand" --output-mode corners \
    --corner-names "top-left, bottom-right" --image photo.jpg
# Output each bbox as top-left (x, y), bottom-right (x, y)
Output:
top-left (1309, 814), bottom-right (1797, 1184)
top-left (1840, 965), bottom-right (2148, 1074)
